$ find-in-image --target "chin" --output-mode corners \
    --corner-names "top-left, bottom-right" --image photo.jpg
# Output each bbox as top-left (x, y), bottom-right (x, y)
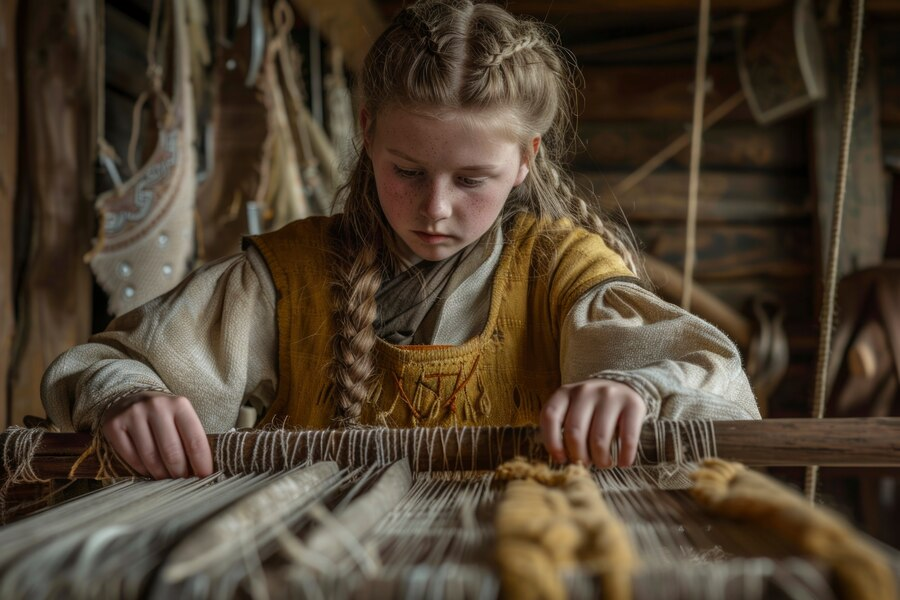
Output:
top-left (412, 245), bottom-right (460, 262)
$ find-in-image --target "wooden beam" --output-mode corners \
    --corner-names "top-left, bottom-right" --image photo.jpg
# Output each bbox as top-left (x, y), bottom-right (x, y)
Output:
top-left (0, 0), bottom-right (18, 428)
top-left (289, 0), bottom-right (387, 73)
top-left (2, 419), bottom-right (899, 482)
top-left (10, 0), bottom-right (96, 424)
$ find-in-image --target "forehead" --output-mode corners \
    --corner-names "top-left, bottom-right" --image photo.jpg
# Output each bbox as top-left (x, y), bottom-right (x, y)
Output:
top-left (375, 105), bottom-right (523, 145)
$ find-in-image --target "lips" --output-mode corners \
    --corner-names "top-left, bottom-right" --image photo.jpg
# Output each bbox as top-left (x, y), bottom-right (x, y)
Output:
top-left (414, 231), bottom-right (451, 244)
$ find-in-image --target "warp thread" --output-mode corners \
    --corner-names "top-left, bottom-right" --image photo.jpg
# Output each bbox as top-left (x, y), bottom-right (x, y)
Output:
top-left (213, 426), bottom-right (546, 476)
top-left (1, 427), bottom-right (52, 519)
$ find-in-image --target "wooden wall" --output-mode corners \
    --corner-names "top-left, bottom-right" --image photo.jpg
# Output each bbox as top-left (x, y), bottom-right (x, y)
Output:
top-left (523, 4), bottom-right (899, 424)
top-left (540, 6), bottom-right (811, 418)
top-left (883, 20), bottom-right (900, 260)
top-left (3, 1), bottom-right (898, 429)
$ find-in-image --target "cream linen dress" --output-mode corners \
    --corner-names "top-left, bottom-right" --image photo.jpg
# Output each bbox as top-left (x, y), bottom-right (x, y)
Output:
top-left (41, 245), bottom-right (760, 433)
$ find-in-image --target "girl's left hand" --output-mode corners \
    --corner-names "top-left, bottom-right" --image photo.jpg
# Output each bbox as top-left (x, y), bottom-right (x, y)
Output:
top-left (540, 378), bottom-right (647, 468)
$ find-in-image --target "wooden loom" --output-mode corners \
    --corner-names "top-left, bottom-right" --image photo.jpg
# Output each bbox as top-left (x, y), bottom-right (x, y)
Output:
top-left (1, 419), bottom-right (899, 599)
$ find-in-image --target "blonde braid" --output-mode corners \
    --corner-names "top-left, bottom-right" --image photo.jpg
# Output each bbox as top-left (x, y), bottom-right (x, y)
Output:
top-left (539, 155), bottom-right (645, 281)
top-left (574, 195), bottom-right (644, 280)
top-left (328, 221), bottom-right (384, 426)
top-left (480, 36), bottom-right (543, 67)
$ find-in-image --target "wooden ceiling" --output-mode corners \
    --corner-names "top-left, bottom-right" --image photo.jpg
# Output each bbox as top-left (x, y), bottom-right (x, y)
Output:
top-left (288, 0), bottom-right (900, 72)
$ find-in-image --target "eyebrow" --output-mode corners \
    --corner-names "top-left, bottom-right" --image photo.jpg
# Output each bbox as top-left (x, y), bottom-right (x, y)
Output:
top-left (387, 148), bottom-right (498, 171)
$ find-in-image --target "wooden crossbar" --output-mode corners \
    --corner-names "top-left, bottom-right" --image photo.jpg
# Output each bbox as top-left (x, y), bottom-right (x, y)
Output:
top-left (1, 418), bottom-right (898, 481)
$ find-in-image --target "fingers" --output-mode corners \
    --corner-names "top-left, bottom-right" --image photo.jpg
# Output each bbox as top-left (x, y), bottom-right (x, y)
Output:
top-left (540, 389), bottom-right (569, 463)
top-left (101, 394), bottom-right (208, 479)
top-left (616, 399), bottom-right (646, 467)
top-left (562, 392), bottom-right (596, 466)
top-left (119, 415), bottom-right (168, 480)
top-left (173, 403), bottom-right (213, 477)
top-left (588, 393), bottom-right (619, 468)
top-left (102, 421), bottom-right (150, 477)
top-left (540, 379), bottom-right (647, 469)
top-left (148, 405), bottom-right (191, 478)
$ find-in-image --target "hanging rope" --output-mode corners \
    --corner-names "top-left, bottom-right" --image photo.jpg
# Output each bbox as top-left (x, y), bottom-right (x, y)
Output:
top-left (805, 0), bottom-right (866, 503)
top-left (126, 0), bottom-right (174, 175)
top-left (681, 0), bottom-right (712, 310)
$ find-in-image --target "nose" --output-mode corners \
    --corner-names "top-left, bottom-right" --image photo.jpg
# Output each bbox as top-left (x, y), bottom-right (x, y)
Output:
top-left (419, 179), bottom-right (452, 221)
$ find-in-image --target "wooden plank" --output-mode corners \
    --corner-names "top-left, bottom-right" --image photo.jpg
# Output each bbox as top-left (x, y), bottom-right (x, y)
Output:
top-left (566, 17), bottom-right (741, 65)
top-left (513, 0), bottom-right (900, 14)
top-left (0, 0), bottom-right (18, 428)
top-left (767, 362), bottom-right (817, 417)
top-left (580, 63), bottom-right (752, 122)
top-left (105, 6), bottom-right (150, 98)
top-left (878, 22), bottom-right (900, 59)
top-left (582, 170), bottom-right (811, 222)
top-left (883, 64), bottom-right (900, 126)
top-left (378, 0), bottom-right (785, 16)
top-left (644, 255), bottom-right (753, 348)
top-left (3, 419), bottom-right (899, 482)
top-left (637, 223), bottom-right (813, 279)
top-left (813, 31), bottom-right (887, 277)
top-left (577, 119), bottom-right (807, 170)
top-left (10, 0), bottom-right (96, 424)
top-left (289, 0), bottom-right (386, 73)
top-left (886, 174), bottom-right (900, 259)
top-left (701, 277), bottom-right (815, 323)
top-left (884, 126), bottom-right (900, 170)
top-left (870, 1), bottom-right (900, 11)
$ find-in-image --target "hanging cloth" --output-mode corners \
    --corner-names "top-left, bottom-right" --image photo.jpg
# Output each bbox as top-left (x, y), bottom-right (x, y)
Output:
top-left (254, 1), bottom-right (310, 231)
top-left (85, 0), bottom-right (197, 316)
top-left (195, 17), bottom-right (269, 262)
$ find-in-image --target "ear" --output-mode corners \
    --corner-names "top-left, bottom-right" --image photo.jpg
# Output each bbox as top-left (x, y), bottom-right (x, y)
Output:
top-left (514, 135), bottom-right (541, 187)
top-left (360, 107), bottom-right (373, 152)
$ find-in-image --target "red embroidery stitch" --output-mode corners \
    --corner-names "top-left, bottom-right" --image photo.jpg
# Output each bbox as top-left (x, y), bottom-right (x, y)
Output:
top-left (441, 355), bottom-right (481, 414)
top-left (392, 371), bottom-right (422, 421)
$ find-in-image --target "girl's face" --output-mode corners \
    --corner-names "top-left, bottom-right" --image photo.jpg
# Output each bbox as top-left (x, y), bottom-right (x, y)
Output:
top-left (364, 106), bottom-right (534, 263)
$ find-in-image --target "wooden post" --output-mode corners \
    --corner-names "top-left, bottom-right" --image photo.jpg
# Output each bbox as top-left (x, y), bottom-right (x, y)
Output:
top-left (0, 0), bottom-right (19, 428)
top-left (10, 0), bottom-right (96, 424)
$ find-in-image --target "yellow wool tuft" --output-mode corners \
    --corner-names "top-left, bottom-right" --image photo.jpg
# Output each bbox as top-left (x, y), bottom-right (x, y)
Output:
top-left (690, 458), bottom-right (897, 600)
top-left (494, 459), bottom-right (638, 600)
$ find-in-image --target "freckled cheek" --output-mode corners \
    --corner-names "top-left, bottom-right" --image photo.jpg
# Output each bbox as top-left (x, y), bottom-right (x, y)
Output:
top-left (467, 188), bottom-right (509, 222)
top-left (377, 177), bottom-right (418, 213)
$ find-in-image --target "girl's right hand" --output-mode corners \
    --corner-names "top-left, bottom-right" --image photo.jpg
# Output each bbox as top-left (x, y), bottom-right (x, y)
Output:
top-left (101, 392), bottom-right (214, 479)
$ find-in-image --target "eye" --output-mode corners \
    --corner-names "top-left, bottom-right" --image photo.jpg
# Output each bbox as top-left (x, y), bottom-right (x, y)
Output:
top-left (458, 176), bottom-right (486, 188)
top-left (393, 165), bottom-right (422, 179)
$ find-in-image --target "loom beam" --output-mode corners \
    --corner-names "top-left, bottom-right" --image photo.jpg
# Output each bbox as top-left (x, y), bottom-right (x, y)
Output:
top-left (1, 418), bottom-right (898, 481)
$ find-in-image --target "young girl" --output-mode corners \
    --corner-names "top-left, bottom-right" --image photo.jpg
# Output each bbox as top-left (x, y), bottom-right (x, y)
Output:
top-left (41, 0), bottom-right (759, 480)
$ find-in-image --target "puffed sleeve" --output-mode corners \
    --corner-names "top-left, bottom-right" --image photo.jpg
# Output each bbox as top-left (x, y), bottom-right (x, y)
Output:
top-left (41, 246), bottom-right (278, 433)
top-left (561, 280), bottom-right (761, 421)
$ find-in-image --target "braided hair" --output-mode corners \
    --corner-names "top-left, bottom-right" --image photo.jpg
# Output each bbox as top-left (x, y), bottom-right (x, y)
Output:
top-left (329, 0), bottom-right (643, 425)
